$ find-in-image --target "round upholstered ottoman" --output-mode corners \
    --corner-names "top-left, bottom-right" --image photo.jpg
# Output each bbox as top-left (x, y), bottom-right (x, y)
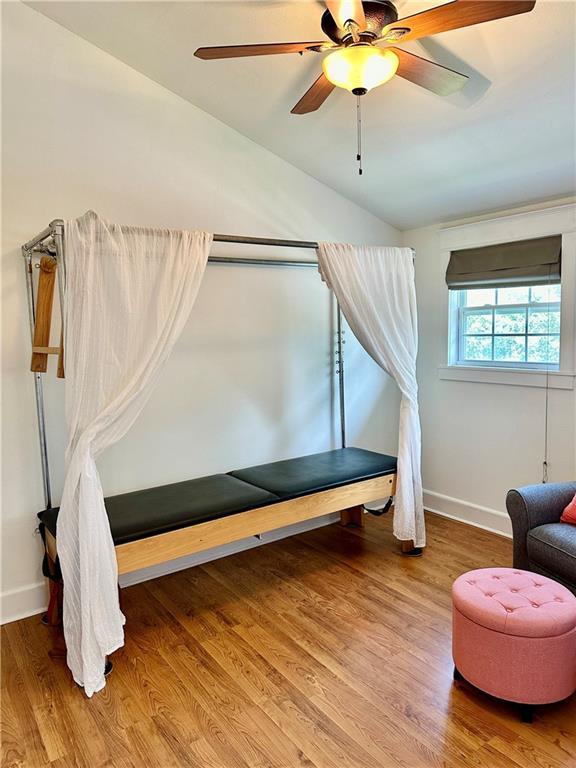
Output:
top-left (452, 567), bottom-right (576, 722)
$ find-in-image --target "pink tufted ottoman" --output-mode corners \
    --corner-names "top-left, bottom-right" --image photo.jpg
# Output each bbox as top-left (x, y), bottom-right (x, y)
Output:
top-left (452, 567), bottom-right (576, 722)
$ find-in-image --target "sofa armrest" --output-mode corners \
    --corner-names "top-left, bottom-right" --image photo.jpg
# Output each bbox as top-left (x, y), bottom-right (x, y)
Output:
top-left (506, 482), bottom-right (576, 569)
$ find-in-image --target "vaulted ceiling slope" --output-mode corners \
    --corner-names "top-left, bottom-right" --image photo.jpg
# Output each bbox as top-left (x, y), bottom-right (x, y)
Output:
top-left (27, 1), bottom-right (576, 229)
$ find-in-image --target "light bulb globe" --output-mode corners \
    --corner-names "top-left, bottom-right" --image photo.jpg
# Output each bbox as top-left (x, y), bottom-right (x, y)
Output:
top-left (322, 45), bottom-right (399, 95)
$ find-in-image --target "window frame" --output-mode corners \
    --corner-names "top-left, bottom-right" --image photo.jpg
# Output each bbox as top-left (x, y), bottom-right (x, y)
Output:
top-left (438, 205), bottom-right (575, 390)
top-left (454, 286), bottom-right (561, 370)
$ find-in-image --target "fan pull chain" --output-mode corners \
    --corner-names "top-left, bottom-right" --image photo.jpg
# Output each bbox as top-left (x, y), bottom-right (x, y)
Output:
top-left (356, 95), bottom-right (363, 176)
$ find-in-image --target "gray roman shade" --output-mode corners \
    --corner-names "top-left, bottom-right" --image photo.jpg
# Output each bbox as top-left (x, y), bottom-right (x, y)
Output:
top-left (446, 235), bottom-right (561, 290)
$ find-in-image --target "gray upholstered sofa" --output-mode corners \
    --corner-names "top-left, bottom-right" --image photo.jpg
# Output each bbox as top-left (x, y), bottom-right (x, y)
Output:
top-left (506, 482), bottom-right (576, 594)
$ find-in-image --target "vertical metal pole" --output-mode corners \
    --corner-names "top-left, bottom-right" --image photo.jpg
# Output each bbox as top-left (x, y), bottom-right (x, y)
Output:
top-left (52, 221), bottom-right (66, 331)
top-left (23, 246), bottom-right (52, 509)
top-left (336, 303), bottom-right (346, 448)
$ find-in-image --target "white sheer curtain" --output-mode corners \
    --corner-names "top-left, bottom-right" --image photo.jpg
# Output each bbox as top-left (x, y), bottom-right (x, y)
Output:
top-left (317, 243), bottom-right (425, 548)
top-left (59, 211), bottom-right (212, 696)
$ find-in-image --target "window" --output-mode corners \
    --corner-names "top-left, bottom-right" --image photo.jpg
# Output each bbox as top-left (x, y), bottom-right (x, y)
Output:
top-left (439, 208), bottom-right (575, 389)
top-left (453, 284), bottom-right (561, 368)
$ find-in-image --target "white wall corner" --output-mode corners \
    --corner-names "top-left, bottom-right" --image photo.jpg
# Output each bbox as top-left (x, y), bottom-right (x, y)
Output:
top-left (424, 490), bottom-right (512, 538)
top-left (1, 582), bottom-right (48, 625)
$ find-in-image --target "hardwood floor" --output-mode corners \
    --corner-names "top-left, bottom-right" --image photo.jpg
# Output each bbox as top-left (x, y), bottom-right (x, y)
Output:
top-left (2, 512), bottom-right (575, 768)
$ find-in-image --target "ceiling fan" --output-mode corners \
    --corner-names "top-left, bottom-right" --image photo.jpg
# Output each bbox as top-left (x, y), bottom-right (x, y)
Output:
top-left (194, 0), bottom-right (536, 114)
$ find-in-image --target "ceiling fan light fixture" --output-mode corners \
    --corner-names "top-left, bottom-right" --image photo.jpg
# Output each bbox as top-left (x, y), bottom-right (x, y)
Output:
top-left (322, 45), bottom-right (399, 95)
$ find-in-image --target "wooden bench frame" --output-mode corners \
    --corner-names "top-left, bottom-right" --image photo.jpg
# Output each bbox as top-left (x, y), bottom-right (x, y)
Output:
top-left (44, 473), bottom-right (397, 575)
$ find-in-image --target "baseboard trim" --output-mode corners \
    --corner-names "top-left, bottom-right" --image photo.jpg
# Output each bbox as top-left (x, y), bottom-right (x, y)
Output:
top-left (424, 489), bottom-right (512, 538)
top-left (1, 582), bottom-right (48, 626)
top-left (1, 513), bottom-right (339, 624)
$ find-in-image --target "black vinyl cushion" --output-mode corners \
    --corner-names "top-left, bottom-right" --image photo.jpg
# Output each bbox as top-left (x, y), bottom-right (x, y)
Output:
top-left (229, 447), bottom-right (397, 498)
top-left (40, 474), bottom-right (279, 545)
top-left (39, 447), bottom-right (397, 547)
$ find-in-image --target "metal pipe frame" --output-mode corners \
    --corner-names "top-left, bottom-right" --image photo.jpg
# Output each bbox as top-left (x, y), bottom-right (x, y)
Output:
top-left (22, 221), bottom-right (64, 510)
top-left (336, 307), bottom-right (346, 449)
top-left (23, 221), bottom-right (414, 510)
top-left (208, 256), bottom-right (317, 268)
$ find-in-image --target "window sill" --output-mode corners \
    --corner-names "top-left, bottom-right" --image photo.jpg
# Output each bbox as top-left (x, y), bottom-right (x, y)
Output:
top-left (438, 365), bottom-right (575, 390)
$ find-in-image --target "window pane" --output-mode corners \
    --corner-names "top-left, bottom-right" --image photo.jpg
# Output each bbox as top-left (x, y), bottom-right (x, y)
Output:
top-left (464, 309), bottom-right (492, 335)
top-left (494, 336), bottom-right (526, 362)
top-left (454, 284), bottom-right (562, 369)
top-left (528, 308), bottom-right (560, 334)
top-left (527, 335), bottom-right (560, 364)
top-left (494, 308), bottom-right (526, 334)
top-left (465, 288), bottom-right (495, 307)
top-left (530, 284), bottom-right (561, 303)
top-left (463, 336), bottom-right (492, 360)
top-left (497, 286), bottom-right (529, 305)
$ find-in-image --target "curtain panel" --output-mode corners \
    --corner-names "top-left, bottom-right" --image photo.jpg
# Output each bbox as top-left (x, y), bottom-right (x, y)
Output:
top-left (59, 211), bottom-right (212, 696)
top-left (317, 243), bottom-right (425, 548)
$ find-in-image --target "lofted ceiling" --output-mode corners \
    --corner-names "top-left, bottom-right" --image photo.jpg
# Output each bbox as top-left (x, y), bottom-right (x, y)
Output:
top-left (27, 1), bottom-right (576, 229)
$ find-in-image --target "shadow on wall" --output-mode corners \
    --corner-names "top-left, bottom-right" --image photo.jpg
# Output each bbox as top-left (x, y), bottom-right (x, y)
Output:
top-left (416, 38), bottom-right (492, 108)
top-left (343, 324), bottom-right (401, 455)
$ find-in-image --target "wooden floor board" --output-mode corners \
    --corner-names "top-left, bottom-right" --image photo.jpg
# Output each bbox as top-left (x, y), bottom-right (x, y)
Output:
top-left (2, 512), bottom-right (575, 767)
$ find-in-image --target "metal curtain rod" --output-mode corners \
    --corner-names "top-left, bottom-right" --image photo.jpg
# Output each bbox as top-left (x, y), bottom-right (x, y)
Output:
top-left (214, 233), bottom-right (416, 256)
top-left (24, 221), bottom-right (415, 266)
top-left (213, 233), bottom-right (318, 249)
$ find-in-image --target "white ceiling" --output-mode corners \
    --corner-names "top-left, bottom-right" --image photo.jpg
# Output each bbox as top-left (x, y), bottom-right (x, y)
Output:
top-left (27, 1), bottom-right (576, 229)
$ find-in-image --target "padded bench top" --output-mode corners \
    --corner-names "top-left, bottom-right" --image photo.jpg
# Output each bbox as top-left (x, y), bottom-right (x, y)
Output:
top-left (41, 474), bottom-right (279, 546)
top-left (39, 447), bottom-right (397, 546)
top-left (229, 447), bottom-right (397, 498)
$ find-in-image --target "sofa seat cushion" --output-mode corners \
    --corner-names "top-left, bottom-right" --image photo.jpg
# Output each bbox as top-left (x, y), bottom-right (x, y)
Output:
top-left (40, 474), bottom-right (280, 545)
top-left (228, 447), bottom-right (397, 499)
top-left (528, 523), bottom-right (576, 586)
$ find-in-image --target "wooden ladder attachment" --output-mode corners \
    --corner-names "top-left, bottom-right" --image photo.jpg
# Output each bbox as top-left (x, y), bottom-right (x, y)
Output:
top-left (30, 255), bottom-right (64, 377)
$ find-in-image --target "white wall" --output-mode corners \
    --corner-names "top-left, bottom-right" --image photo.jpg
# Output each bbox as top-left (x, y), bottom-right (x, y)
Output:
top-left (404, 204), bottom-right (576, 536)
top-left (1, 2), bottom-right (401, 622)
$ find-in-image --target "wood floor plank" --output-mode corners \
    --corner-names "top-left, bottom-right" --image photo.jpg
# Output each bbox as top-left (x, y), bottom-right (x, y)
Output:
top-left (2, 512), bottom-right (575, 768)
top-left (1, 629), bottom-right (50, 767)
top-left (205, 558), bottom-right (484, 766)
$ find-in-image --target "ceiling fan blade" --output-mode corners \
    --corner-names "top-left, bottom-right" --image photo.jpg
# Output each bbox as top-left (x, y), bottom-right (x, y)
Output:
top-left (325, 0), bottom-right (367, 31)
top-left (381, 1), bottom-right (536, 44)
top-left (194, 42), bottom-right (328, 60)
top-left (391, 48), bottom-right (468, 96)
top-left (291, 73), bottom-right (335, 114)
